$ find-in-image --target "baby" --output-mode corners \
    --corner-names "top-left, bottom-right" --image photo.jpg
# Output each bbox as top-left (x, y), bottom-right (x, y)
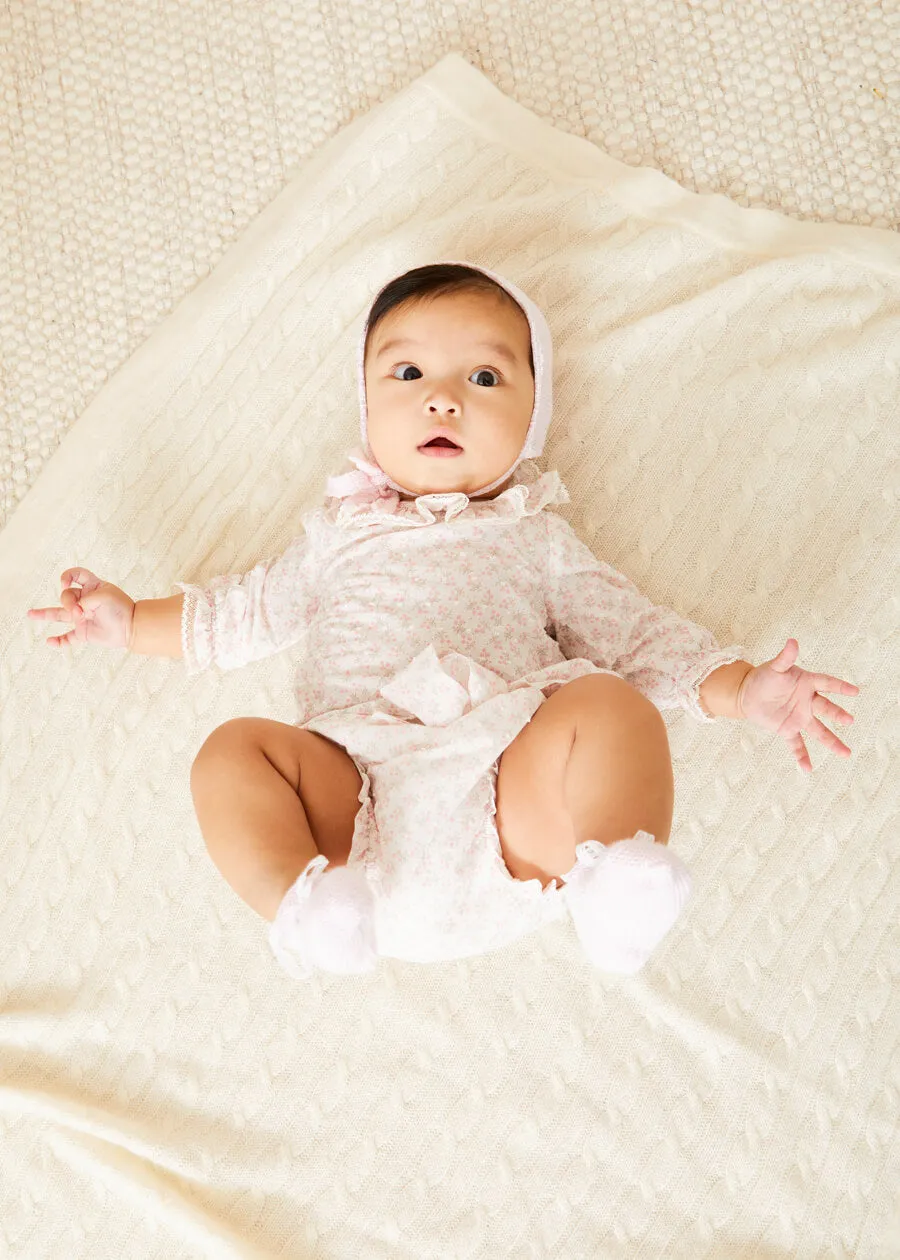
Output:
top-left (27, 261), bottom-right (859, 980)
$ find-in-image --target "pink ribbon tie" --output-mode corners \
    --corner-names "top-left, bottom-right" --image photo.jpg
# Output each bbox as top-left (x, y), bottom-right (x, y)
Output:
top-left (326, 448), bottom-right (401, 514)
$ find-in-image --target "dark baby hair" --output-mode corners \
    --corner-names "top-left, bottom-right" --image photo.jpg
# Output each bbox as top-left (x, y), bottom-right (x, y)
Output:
top-left (363, 263), bottom-right (535, 376)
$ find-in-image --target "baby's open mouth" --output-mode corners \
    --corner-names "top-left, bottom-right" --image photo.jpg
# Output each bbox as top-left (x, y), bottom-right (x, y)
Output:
top-left (419, 437), bottom-right (462, 450)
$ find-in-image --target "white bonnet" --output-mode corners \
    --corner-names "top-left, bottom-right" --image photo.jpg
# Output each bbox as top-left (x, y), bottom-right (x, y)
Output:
top-left (356, 260), bottom-right (553, 497)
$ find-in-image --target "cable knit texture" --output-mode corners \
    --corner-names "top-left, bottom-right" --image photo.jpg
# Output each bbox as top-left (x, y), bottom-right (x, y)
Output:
top-left (4, 45), bottom-right (898, 1260)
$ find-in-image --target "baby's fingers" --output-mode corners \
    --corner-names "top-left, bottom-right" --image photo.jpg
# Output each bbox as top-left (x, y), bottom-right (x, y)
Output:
top-left (60, 586), bottom-right (83, 613)
top-left (47, 629), bottom-right (76, 646)
top-left (787, 730), bottom-right (813, 773)
top-left (27, 605), bottom-right (79, 622)
top-left (26, 616), bottom-right (76, 645)
top-left (26, 604), bottom-right (82, 645)
top-left (810, 716), bottom-right (853, 759)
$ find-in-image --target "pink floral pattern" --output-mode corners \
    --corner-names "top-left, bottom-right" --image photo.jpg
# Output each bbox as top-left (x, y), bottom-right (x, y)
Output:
top-left (174, 459), bottom-right (745, 963)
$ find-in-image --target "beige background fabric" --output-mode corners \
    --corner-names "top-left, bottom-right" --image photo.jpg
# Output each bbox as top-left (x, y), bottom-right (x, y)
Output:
top-left (1, 0), bottom-right (897, 531)
top-left (1, 14), bottom-right (899, 1260)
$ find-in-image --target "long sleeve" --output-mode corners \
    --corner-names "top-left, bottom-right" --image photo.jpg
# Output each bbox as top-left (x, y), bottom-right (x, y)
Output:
top-left (172, 530), bottom-right (319, 676)
top-left (543, 512), bottom-right (747, 723)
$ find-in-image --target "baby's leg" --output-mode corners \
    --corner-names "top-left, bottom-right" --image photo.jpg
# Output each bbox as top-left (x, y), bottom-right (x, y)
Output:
top-left (495, 673), bottom-right (674, 886)
top-left (496, 673), bottom-right (689, 974)
top-left (189, 717), bottom-right (362, 921)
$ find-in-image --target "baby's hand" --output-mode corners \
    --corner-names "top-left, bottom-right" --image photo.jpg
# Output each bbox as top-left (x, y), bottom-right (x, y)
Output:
top-left (737, 637), bottom-right (859, 773)
top-left (27, 568), bottom-right (135, 649)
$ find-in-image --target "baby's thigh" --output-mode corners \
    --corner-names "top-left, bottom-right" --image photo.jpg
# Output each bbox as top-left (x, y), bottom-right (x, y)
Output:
top-left (287, 725), bottom-right (365, 868)
top-left (495, 673), bottom-right (671, 886)
top-left (192, 717), bottom-right (363, 868)
top-left (494, 681), bottom-right (583, 887)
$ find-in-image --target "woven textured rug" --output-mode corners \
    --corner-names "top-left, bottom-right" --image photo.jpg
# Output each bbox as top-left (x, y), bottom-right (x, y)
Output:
top-left (2, 29), bottom-right (899, 1260)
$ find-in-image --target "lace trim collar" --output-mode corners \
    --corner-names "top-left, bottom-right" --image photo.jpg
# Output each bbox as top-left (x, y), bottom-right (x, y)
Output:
top-left (326, 459), bottom-right (570, 528)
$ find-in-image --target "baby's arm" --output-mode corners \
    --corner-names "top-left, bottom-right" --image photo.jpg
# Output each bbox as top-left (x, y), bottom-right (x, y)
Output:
top-left (131, 531), bottom-right (317, 670)
top-left (542, 512), bottom-right (747, 723)
top-left (129, 593), bottom-right (184, 658)
top-left (172, 529), bottom-right (321, 675)
top-left (30, 525), bottom-right (319, 672)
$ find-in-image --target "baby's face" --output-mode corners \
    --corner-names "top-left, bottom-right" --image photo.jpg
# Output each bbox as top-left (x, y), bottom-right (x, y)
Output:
top-left (363, 291), bottom-right (535, 500)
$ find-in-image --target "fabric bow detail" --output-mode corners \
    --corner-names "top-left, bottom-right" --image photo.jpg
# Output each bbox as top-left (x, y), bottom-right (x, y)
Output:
top-left (379, 645), bottom-right (512, 726)
top-left (326, 448), bottom-right (401, 514)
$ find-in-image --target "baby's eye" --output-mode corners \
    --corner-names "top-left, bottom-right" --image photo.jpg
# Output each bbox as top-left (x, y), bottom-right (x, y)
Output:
top-left (389, 364), bottom-right (501, 387)
top-left (392, 364), bottom-right (422, 381)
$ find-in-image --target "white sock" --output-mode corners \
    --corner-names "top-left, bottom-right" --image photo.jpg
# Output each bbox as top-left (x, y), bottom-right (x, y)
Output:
top-left (561, 831), bottom-right (693, 974)
top-left (269, 856), bottom-right (378, 978)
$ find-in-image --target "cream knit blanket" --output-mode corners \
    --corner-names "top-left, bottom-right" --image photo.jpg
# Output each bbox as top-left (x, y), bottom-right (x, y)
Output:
top-left (2, 54), bottom-right (898, 1259)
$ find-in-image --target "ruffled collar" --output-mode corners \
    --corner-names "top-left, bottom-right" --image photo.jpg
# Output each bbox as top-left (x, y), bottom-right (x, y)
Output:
top-left (324, 449), bottom-right (570, 527)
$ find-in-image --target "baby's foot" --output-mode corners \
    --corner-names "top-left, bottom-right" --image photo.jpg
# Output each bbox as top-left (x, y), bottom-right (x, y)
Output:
top-left (562, 831), bottom-right (693, 974)
top-left (269, 856), bottom-right (378, 978)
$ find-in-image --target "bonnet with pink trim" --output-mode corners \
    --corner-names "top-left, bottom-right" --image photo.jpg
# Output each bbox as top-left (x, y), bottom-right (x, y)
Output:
top-left (325, 261), bottom-right (553, 508)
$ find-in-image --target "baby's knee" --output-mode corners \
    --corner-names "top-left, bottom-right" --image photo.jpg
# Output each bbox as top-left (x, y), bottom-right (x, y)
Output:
top-left (573, 673), bottom-right (671, 757)
top-left (190, 719), bottom-right (253, 786)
